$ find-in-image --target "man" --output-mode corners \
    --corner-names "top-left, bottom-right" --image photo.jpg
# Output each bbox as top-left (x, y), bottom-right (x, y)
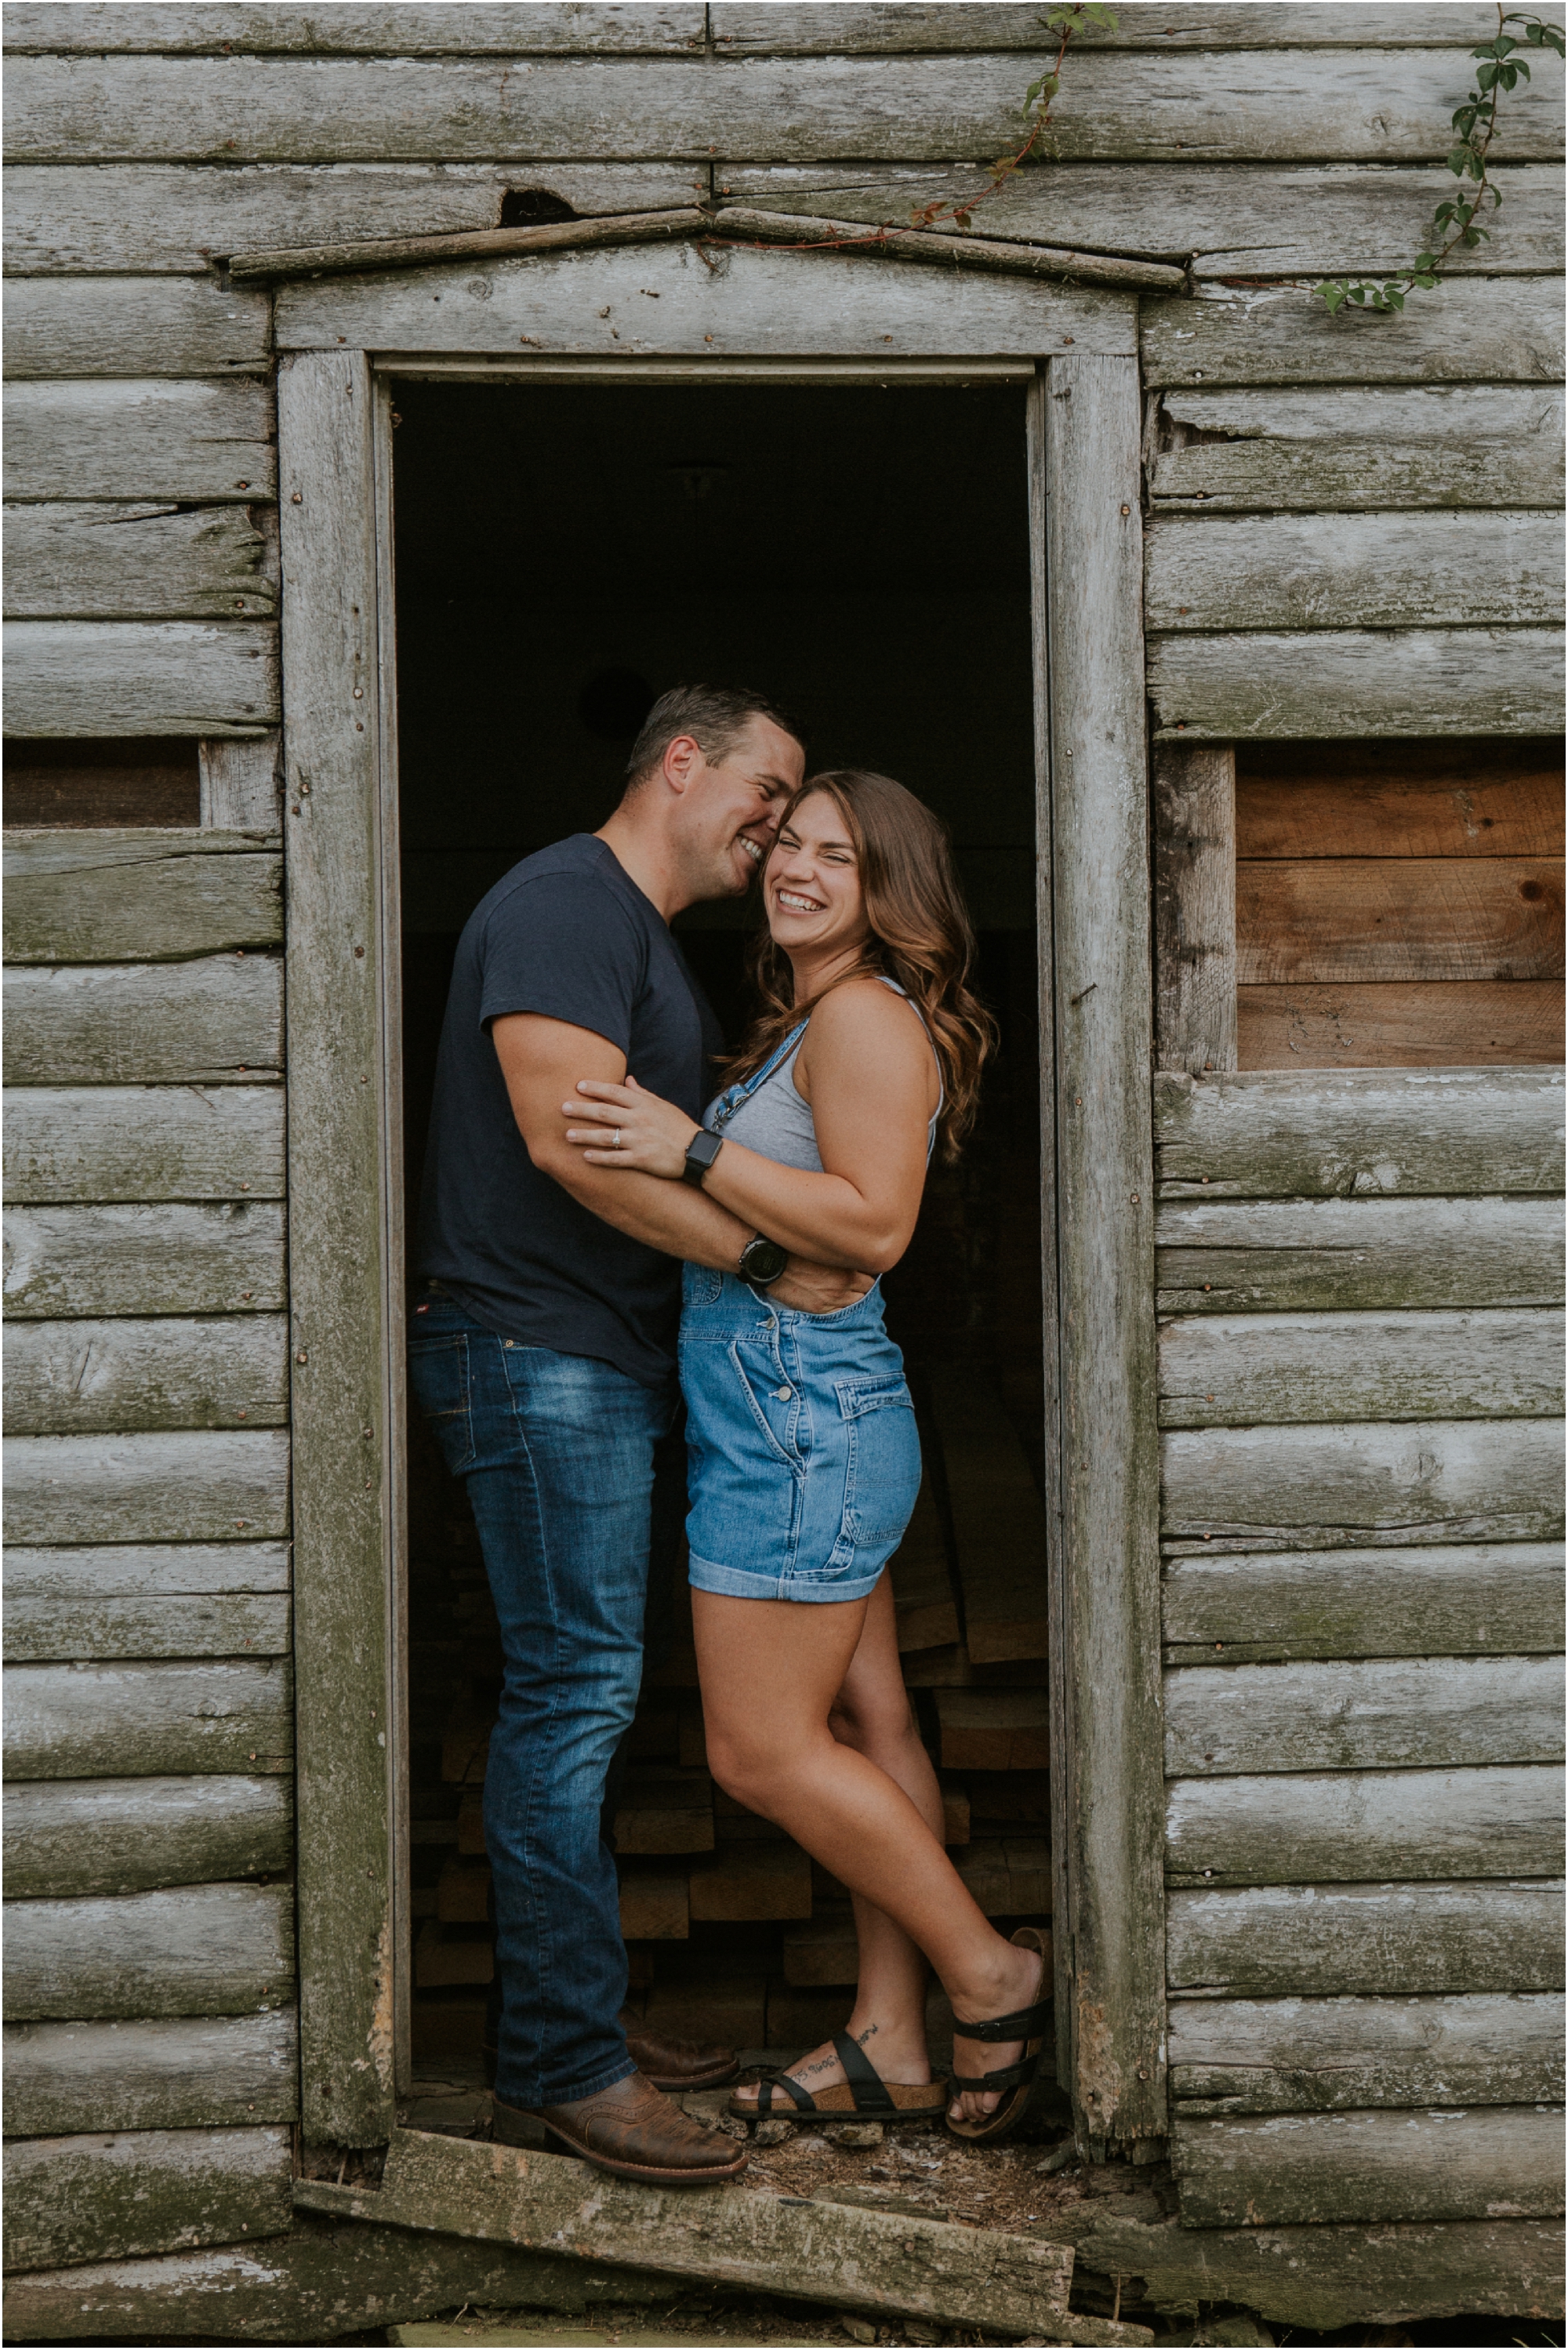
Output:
top-left (412, 685), bottom-right (860, 2185)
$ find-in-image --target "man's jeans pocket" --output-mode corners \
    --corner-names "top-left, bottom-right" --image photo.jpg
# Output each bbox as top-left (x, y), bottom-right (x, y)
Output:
top-left (408, 1331), bottom-right (477, 1472)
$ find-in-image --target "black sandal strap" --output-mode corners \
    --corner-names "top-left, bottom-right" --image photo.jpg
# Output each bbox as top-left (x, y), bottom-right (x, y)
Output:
top-left (951, 1996), bottom-right (1052, 2045)
top-left (755, 2069), bottom-right (817, 2118)
top-left (949, 2053), bottom-right (1041, 2095)
top-left (832, 2032), bottom-right (897, 2117)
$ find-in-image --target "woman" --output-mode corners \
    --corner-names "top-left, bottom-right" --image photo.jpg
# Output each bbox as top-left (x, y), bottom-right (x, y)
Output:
top-left (561, 771), bottom-right (1047, 2141)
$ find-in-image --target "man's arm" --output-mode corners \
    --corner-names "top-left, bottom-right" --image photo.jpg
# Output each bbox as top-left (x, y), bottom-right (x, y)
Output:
top-left (491, 1014), bottom-right (866, 1310)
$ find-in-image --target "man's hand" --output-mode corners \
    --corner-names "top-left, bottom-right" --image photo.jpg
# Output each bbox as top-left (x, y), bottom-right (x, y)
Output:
top-left (768, 1258), bottom-right (874, 1315)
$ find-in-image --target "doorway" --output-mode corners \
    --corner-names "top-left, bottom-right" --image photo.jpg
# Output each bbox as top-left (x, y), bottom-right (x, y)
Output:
top-left (389, 376), bottom-right (1053, 2089)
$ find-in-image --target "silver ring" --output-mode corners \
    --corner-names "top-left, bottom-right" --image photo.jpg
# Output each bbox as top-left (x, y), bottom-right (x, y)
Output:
top-left (612, 1128), bottom-right (622, 1150)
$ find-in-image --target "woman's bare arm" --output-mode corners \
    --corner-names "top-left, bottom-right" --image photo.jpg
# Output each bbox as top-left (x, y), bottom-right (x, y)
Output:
top-left (564, 982), bottom-right (938, 1274)
top-left (493, 1013), bottom-right (869, 1310)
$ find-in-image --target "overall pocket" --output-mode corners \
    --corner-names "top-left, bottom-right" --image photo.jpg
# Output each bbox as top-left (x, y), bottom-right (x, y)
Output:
top-left (408, 1331), bottom-right (477, 1473)
top-left (836, 1375), bottom-right (920, 1549)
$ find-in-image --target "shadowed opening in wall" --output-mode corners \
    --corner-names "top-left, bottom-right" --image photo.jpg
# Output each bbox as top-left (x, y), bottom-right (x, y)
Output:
top-left (390, 378), bottom-right (1058, 2094)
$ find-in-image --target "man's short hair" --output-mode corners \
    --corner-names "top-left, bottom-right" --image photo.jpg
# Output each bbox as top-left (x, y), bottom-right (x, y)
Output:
top-left (624, 685), bottom-right (801, 793)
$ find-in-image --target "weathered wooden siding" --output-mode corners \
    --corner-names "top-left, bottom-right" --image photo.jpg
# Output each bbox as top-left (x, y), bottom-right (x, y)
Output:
top-left (1155, 1068), bottom-right (1566, 2228)
top-left (1, 830), bottom-right (297, 2276)
top-left (3, 0), bottom-right (1563, 2314)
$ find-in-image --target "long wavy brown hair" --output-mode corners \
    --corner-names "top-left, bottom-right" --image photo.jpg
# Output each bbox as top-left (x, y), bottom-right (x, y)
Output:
top-left (724, 770), bottom-right (996, 1160)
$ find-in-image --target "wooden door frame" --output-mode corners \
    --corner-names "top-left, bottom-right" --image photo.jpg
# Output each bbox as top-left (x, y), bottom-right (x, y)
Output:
top-left (277, 277), bottom-right (1163, 2152)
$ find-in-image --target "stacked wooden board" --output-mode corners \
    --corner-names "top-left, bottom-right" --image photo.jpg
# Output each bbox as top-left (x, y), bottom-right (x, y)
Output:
top-left (410, 1357), bottom-right (1052, 2057)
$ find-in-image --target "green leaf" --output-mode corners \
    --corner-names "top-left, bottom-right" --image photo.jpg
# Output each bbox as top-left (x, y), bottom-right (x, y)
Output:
top-left (1385, 287), bottom-right (1406, 310)
top-left (1412, 273), bottom-right (1438, 289)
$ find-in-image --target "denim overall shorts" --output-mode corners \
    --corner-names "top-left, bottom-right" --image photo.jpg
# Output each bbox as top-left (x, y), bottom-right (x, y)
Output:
top-left (680, 1025), bottom-right (924, 1604)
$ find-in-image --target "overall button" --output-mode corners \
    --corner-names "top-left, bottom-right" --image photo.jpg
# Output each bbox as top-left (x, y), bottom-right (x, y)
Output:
top-left (775, 1386), bottom-right (793, 1401)
top-left (764, 1317), bottom-right (778, 1331)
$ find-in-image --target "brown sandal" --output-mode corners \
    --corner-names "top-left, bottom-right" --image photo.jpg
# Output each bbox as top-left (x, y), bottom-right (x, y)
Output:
top-left (945, 1927), bottom-right (1051, 2145)
top-left (730, 2032), bottom-right (949, 2126)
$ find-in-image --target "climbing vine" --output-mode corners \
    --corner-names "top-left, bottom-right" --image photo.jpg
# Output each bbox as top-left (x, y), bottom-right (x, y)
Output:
top-left (907, 3), bottom-right (1118, 237)
top-left (1316, 7), bottom-right (1565, 313)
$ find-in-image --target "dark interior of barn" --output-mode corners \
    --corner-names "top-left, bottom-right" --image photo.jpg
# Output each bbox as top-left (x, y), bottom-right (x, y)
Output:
top-left (391, 378), bottom-right (1058, 2086)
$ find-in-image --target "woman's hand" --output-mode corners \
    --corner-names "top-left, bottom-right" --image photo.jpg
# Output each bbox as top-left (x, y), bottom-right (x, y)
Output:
top-left (562, 1074), bottom-right (699, 1180)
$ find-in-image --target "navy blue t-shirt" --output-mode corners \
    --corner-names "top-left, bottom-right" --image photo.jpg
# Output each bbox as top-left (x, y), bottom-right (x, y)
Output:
top-left (416, 834), bottom-right (722, 1387)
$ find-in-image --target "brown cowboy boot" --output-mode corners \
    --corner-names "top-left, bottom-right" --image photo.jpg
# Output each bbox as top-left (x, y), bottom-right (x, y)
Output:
top-left (494, 2070), bottom-right (747, 2185)
top-left (622, 2009), bottom-right (739, 2091)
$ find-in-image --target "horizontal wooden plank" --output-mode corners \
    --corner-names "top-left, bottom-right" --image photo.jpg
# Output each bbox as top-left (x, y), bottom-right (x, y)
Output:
top-left (4, 276), bottom-right (272, 378)
top-left (1162, 1541), bottom-right (1566, 1665)
top-left (5, 1539), bottom-right (289, 1598)
top-left (0, 2225), bottom-right (684, 2348)
top-left (5, 831), bottom-right (282, 963)
top-left (2, 162), bottom-right (706, 273)
top-left (1153, 1066), bottom-right (1566, 1199)
top-left (1156, 1197), bottom-right (1563, 1314)
top-left (2, 502), bottom-right (279, 623)
top-left (935, 1688), bottom-right (1050, 1771)
top-left (1166, 1767), bottom-right (1565, 1890)
top-left (11, 52), bottom-right (1563, 166)
top-left (274, 241), bottom-right (1135, 358)
top-left (4, 1658), bottom-right (293, 1779)
top-left (5, 1774), bottom-right (293, 1898)
top-left (1236, 855), bottom-right (1564, 985)
top-left (3, 1881), bottom-right (296, 2021)
top-left (5, 377), bottom-right (275, 505)
top-left (1172, 2105), bottom-right (1566, 2229)
top-left (1148, 514), bottom-right (1565, 632)
top-left (717, 163), bottom-right (1566, 278)
top-left (3, 2009), bottom-right (299, 2136)
top-left (1046, 2213), bottom-right (1566, 2340)
top-left (1235, 741), bottom-right (1565, 859)
top-left (4, 1084), bottom-right (285, 1203)
top-left (3, 5), bottom-right (707, 53)
top-left (5, 956), bottom-right (284, 1086)
top-left (1238, 978), bottom-right (1565, 1069)
top-left (5, 2124), bottom-right (293, 2276)
top-left (1159, 1308), bottom-right (1564, 1426)
top-left (4, 619), bottom-right (279, 738)
top-left (1162, 1415), bottom-right (1564, 1551)
top-left (1170, 1992), bottom-right (1564, 2113)
top-left (712, 8), bottom-right (1508, 51)
top-left (8, 2219), bottom-right (1557, 2350)
top-left (1143, 278), bottom-right (1566, 387)
top-left (303, 2129), bottom-right (1080, 2341)
top-left (4, 1429), bottom-right (290, 1545)
top-left (1148, 627), bottom-right (1566, 740)
top-left (929, 1367), bottom-right (1047, 1663)
top-left (5, 1589), bottom-right (290, 1662)
top-left (5, 1203), bottom-right (286, 1317)
top-left (1151, 386), bottom-right (1566, 509)
top-left (6, 1312), bottom-right (289, 1437)
top-left (1167, 1873), bottom-right (1565, 1995)
top-left (1165, 1654), bottom-right (1563, 1776)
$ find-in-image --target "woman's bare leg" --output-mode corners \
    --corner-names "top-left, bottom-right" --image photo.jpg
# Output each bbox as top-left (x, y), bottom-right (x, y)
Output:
top-left (730, 1575), bottom-right (937, 2105)
top-left (695, 1583), bottom-right (1040, 2119)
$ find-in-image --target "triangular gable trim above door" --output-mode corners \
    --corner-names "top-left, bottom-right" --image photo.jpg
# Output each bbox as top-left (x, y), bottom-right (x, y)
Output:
top-left (226, 202), bottom-right (1184, 292)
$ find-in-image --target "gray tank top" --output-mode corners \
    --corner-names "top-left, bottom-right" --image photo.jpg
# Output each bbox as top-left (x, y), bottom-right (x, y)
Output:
top-left (702, 977), bottom-right (942, 1173)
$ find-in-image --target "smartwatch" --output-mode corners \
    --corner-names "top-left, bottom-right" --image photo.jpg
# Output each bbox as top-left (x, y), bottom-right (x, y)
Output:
top-left (682, 1128), bottom-right (724, 1188)
top-left (739, 1233), bottom-right (789, 1287)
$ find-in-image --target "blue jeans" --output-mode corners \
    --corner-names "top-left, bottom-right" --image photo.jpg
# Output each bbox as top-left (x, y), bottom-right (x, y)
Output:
top-left (408, 1288), bottom-right (676, 2108)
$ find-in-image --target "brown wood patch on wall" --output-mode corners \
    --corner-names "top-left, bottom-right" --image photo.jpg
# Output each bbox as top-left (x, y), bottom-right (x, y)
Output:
top-left (1234, 740), bottom-right (1565, 1069)
top-left (5, 738), bottom-right (200, 827)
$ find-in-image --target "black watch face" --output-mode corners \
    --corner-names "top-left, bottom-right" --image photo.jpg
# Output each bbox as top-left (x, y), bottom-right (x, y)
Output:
top-left (742, 1237), bottom-right (788, 1282)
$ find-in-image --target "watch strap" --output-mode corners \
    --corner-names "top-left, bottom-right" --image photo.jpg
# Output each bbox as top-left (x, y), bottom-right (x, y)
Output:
top-left (682, 1128), bottom-right (724, 1188)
